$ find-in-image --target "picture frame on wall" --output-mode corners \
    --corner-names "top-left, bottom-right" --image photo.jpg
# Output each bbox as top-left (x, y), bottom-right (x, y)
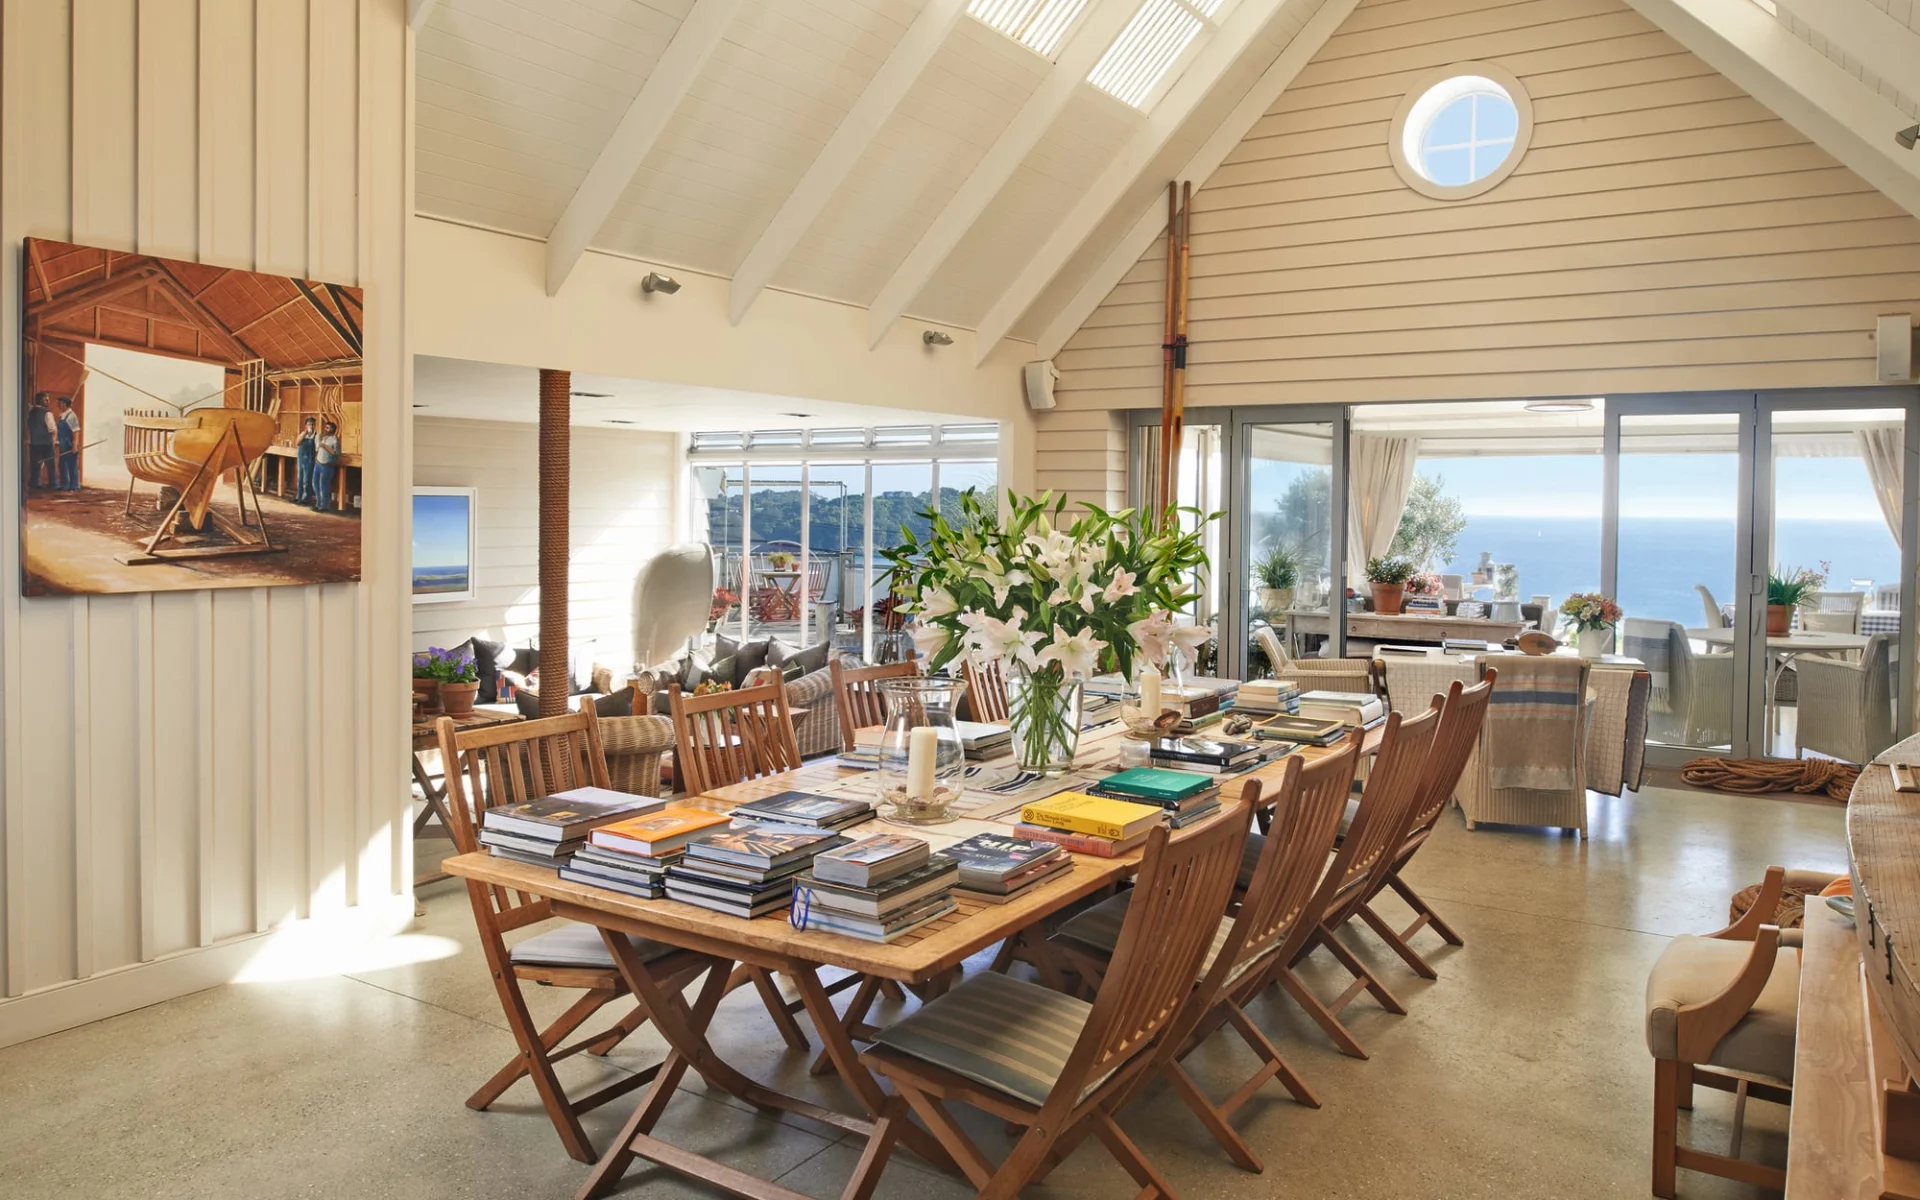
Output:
top-left (412, 486), bottom-right (477, 604)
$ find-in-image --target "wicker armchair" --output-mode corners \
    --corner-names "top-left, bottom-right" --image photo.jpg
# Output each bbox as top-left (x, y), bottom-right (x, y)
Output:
top-left (594, 713), bottom-right (675, 796)
top-left (1794, 632), bottom-right (1895, 764)
top-left (746, 662), bottom-right (847, 759)
top-left (1253, 625), bottom-right (1377, 696)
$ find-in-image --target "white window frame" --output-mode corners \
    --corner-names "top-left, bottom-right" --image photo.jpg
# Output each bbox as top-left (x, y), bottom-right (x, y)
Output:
top-left (1388, 62), bottom-right (1534, 202)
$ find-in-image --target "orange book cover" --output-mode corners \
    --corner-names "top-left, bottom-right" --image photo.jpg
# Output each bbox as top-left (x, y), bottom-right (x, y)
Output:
top-left (592, 807), bottom-right (731, 851)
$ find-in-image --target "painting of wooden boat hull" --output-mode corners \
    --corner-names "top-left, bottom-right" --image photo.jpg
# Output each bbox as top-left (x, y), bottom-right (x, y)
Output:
top-left (124, 407), bottom-right (276, 525)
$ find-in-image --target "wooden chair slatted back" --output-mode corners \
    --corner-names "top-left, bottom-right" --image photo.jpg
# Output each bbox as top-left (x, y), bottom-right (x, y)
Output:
top-left (435, 710), bottom-right (612, 920)
top-left (1221, 741), bottom-right (1363, 980)
top-left (831, 657), bottom-right (919, 754)
top-left (1047, 806), bottom-right (1249, 1115)
top-left (1402, 672), bottom-right (1496, 845)
top-left (1316, 707), bottom-right (1441, 925)
top-left (960, 658), bottom-right (1009, 723)
top-left (668, 679), bottom-right (803, 794)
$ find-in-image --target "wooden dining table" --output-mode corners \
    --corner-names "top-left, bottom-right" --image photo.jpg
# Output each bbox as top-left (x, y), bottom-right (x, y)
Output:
top-left (442, 720), bottom-right (1363, 1200)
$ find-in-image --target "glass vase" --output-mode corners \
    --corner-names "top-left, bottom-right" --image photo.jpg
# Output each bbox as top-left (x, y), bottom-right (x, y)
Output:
top-left (876, 677), bottom-right (967, 824)
top-left (1009, 664), bottom-right (1085, 775)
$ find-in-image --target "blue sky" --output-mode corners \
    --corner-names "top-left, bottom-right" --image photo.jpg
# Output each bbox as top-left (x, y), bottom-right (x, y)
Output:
top-left (1421, 454), bottom-right (1885, 522)
top-left (412, 493), bottom-right (471, 567)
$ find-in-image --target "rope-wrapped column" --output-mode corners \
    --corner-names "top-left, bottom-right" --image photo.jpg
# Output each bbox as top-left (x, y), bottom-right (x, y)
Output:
top-left (539, 368), bottom-right (570, 719)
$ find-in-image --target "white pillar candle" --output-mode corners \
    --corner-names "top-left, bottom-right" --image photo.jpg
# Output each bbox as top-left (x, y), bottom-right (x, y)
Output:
top-left (906, 726), bottom-right (938, 800)
top-left (1139, 668), bottom-right (1163, 716)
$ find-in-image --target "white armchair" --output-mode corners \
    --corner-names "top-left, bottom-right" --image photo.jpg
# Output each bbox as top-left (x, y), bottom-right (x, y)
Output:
top-left (1622, 618), bottom-right (1733, 747)
top-left (1794, 632), bottom-right (1895, 763)
top-left (1800, 590), bottom-right (1864, 636)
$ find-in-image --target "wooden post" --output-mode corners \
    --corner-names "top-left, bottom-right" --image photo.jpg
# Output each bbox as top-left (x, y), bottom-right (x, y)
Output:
top-left (1158, 182), bottom-right (1191, 528)
top-left (539, 368), bottom-right (570, 719)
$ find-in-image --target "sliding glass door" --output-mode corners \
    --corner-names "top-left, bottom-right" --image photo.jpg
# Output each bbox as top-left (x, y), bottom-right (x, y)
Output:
top-left (1242, 419), bottom-right (1340, 677)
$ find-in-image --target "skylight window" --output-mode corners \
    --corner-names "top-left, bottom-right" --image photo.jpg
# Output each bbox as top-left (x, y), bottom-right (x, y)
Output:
top-left (966, 0), bottom-right (1091, 59)
top-left (1088, 0), bottom-right (1223, 110)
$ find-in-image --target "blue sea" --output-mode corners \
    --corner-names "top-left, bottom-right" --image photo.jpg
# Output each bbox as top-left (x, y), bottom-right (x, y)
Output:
top-left (1432, 515), bottom-right (1902, 627)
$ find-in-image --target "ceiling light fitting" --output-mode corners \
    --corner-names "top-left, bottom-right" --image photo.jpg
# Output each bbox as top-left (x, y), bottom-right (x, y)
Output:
top-left (570, 390), bottom-right (612, 399)
top-left (922, 330), bottom-right (954, 346)
top-left (640, 271), bottom-right (681, 294)
top-left (606, 419), bottom-right (635, 425)
top-left (1524, 399), bottom-right (1596, 413)
top-left (780, 411), bottom-right (814, 418)
top-left (1899, 125), bottom-right (1919, 151)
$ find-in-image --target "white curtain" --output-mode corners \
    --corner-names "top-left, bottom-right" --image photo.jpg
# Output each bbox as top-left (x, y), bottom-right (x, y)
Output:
top-left (1858, 427), bottom-right (1903, 547)
top-left (1347, 434), bottom-right (1420, 583)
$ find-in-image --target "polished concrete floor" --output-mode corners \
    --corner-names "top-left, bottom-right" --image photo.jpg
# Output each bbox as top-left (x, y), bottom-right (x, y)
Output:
top-left (0, 778), bottom-right (1848, 1199)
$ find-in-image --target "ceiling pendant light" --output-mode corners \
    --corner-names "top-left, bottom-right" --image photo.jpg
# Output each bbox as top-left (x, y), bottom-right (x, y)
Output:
top-left (1524, 399), bottom-right (1596, 413)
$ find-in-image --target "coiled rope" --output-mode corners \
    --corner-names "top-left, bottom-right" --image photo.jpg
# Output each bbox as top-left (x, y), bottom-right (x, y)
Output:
top-left (1679, 756), bottom-right (1859, 801)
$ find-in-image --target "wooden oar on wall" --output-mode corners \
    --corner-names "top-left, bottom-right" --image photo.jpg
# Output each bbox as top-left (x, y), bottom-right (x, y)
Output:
top-left (1156, 180), bottom-right (1192, 527)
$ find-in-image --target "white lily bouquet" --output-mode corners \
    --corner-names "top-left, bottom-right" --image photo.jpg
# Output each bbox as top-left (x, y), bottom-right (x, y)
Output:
top-left (882, 490), bottom-right (1215, 773)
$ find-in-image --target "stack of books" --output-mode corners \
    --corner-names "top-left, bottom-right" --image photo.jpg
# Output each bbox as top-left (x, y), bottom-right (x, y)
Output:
top-left (946, 832), bottom-right (1070, 901)
top-left (1443, 637), bottom-right (1495, 654)
top-left (838, 727), bottom-right (884, 770)
top-left (1014, 792), bottom-right (1164, 858)
top-left (1147, 734), bottom-right (1265, 775)
top-left (1296, 689), bottom-right (1387, 728)
top-left (665, 826), bottom-right (851, 918)
top-left (560, 805), bottom-right (731, 898)
top-left (1080, 693), bottom-right (1121, 727)
top-left (729, 789), bottom-right (872, 832)
top-left (1093, 766), bottom-right (1223, 828)
top-left (479, 786), bottom-right (668, 869)
top-left (1254, 713), bottom-right (1351, 747)
top-left (1233, 678), bottom-right (1299, 715)
top-left (792, 835), bottom-right (959, 942)
top-left (954, 720), bottom-right (1012, 759)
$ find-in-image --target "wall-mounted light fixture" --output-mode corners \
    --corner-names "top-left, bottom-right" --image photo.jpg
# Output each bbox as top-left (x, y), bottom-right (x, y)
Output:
top-left (923, 329), bottom-right (954, 346)
top-left (1899, 125), bottom-right (1919, 151)
top-left (570, 390), bottom-right (612, 399)
top-left (1523, 398), bottom-right (1596, 413)
top-left (641, 271), bottom-right (681, 294)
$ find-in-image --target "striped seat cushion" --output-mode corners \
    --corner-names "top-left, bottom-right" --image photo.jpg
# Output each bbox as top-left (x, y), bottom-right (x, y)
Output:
top-left (510, 921), bottom-right (676, 970)
top-left (1052, 892), bottom-right (1256, 988)
top-left (871, 971), bottom-right (1112, 1107)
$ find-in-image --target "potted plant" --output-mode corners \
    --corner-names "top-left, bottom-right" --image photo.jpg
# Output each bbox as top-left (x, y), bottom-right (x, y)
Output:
top-left (412, 650), bottom-right (442, 714)
top-left (1767, 565), bottom-right (1823, 636)
top-left (1365, 556), bottom-right (1415, 615)
top-left (1559, 592), bottom-right (1623, 658)
top-left (1253, 545), bottom-right (1298, 614)
top-left (416, 644), bottom-right (481, 716)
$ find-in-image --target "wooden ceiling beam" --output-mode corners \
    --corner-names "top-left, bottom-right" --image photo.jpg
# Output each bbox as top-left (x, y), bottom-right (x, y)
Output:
top-left (1029, 0), bottom-right (1355, 362)
top-left (543, 0), bottom-right (743, 296)
top-left (729, 0), bottom-right (968, 326)
top-left (1623, 0), bottom-right (1920, 220)
top-left (976, 0), bottom-right (1317, 365)
top-left (863, 0), bottom-right (1138, 349)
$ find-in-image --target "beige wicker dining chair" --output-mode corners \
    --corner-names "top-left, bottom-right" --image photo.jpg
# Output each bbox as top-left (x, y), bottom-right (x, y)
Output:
top-left (1254, 624), bottom-right (1377, 695)
top-left (1801, 589), bottom-right (1865, 635)
top-left (1622, 618), bottom-right (1732, 748)
top-left (1458, 655), bottom-right (1591, 835)
top-left (1795, 631), bottom-right (1896, 763)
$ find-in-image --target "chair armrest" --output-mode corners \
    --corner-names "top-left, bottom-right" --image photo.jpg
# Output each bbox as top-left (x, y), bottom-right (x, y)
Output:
top-left (1675, 925), bottom-right (1783, 1063)
top-left (596, 714), bottom-right (675, 798)
top-left (1710, 865), bottom-right (1784, 941)
top-left (784, 666), bottom-right (836, 708)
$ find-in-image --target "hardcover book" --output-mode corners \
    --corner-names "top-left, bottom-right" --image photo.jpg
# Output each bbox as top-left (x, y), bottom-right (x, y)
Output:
top-left (482, 787), bottom-right (667, 841)
top-left (944, 832), bottom-right (1062, 886)
top-left (812, 834), bottom-right (930, 887)
top-left (1255, 714), bottom-right (1348, 745)
top-left (793, 854), bottom-right (959, 919)
top-left (730, 790), bottom-right (872, 829)
top-left (1011, 823), bottom-right (1153, 858)
top-left (1101, 765), bottom-right (1220, 801)
top-left (793, 893), bottom-right (956, 943)
top-left (559, 864), bottom-right (665, 899)
top-left (684, 827), bottom-right (848, 870)
top-left (1019, 792), bottom-right (1162, 841)
top-left (954, 852), bottom-right (1071, 898)
top-left (590, 807), bottom-right (732, 855)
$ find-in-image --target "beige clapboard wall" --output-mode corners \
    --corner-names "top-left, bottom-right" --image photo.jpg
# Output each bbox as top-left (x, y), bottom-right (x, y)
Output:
top-left (0, 0), bottom-right (412, 1043)
top-left (411, 418), bottom-right (679, 672)
top-left (1038, 0), bottom-right (1920, 499)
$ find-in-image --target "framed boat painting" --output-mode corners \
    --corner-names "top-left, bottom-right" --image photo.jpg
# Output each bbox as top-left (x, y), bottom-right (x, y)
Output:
top-left (18, 237), bottom-right (364, 596)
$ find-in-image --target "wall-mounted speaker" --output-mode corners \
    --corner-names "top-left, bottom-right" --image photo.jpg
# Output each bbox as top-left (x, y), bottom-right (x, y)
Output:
top-left (1023, 359), bottom-right (1059, 411)
top-left (1879, 314), bottom-right (1914, 383)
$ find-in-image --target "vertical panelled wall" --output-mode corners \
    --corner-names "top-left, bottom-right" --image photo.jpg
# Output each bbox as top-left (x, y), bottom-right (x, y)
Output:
top-left (1051, 0), bottom-right (1920, 499)
top-left (1031, 409), bottom-right (1128, 513)
top-left (0, 0), bottom-right (412, 1034)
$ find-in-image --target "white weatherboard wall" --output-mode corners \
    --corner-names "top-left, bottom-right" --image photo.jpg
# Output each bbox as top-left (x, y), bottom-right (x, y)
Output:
top-left (0, 0), bottom-right (413, 1047)
top-left (1040, 0), bottom-right (1920, 495)
top-left (412, 418), bottom-right (677, 671)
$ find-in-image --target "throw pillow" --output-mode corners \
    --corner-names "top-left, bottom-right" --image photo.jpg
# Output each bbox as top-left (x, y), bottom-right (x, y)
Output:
top-left (707, 654), bottom-right (736, 686)
top-left (471, 637), bottom-right (511, 704)
top-left (728, 639), bottom-right (771, 683)
top-left (591, 689), bottom-right (633, 718)
top-left (767, 637), bottom-right (831, 678)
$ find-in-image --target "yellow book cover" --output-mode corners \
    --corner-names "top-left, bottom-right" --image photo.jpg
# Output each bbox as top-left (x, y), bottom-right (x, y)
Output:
top-left (593, 807), bottom-right (731, 851)
top-left (1019, 792), bottom-right (1162, 841)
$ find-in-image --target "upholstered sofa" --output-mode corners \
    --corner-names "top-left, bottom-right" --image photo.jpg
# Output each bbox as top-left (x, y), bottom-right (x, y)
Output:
top-left (636, 634), bottom-right (852, 760)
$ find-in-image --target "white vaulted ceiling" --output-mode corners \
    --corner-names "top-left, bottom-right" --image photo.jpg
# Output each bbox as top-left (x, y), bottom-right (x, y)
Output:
top-left (412, 0), bottom-right (1920, 361)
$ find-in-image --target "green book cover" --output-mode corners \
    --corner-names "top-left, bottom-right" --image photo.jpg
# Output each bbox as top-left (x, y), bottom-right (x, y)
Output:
top-left (1098, 766), bottom-right (1215, 802)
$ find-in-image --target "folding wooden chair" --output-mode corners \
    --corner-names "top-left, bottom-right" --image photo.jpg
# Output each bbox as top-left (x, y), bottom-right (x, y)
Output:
top-left (1353, 672), bottom-right (1495, 980)
top-left (853, 808), bottom-right (1250, 1200)
top-left (666, 678), bottom-right (858, 1053)
top-left (436, 709), bottom-right (716, 1163)
top-left (1267, 706), bottom-right (1441, 1059)
top-left (1051, 740), bottom-right (1362, 1172)
top-left (828, 655), bottom-right (918, 754)
top-left (960, 657), bottom-right (1009, 723)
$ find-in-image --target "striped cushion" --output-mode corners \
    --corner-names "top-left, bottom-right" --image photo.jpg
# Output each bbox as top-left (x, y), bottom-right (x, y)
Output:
top-left (510, 922), bottom-right (676, 970)
top-left (1053, 892), bottom-right (1251, 987)
top-left (872, 971), bottom-right (1109, 1107)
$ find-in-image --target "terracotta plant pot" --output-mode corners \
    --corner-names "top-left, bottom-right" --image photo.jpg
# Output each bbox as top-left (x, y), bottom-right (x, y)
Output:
top-left (439, 680), bottom-right (480, 717)
top-left (1766, 603), bottom-right (1792, 636)
top-left (1370, 582), bottom-right (1407, 615)
top-left (412, 676), bottom-right (442, 715)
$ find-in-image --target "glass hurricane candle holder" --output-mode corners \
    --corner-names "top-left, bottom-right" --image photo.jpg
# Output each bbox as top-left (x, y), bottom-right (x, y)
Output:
top-left (876, 676), bottom-right (967, 825)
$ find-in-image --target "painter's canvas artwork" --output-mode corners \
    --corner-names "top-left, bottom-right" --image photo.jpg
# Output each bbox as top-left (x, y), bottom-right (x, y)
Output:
top-left (19, 238), bottom-right (364, 596)
top-left (412, 487), bottom-right (476, 603)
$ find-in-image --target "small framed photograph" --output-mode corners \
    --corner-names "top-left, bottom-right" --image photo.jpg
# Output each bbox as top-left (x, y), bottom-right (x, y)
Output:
top-left (412, 486), bottom-right (477, 604)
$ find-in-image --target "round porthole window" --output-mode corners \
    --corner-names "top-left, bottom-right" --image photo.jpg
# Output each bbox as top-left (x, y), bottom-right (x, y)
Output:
top-left (1389, 63), bottom-right (1533, 201)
